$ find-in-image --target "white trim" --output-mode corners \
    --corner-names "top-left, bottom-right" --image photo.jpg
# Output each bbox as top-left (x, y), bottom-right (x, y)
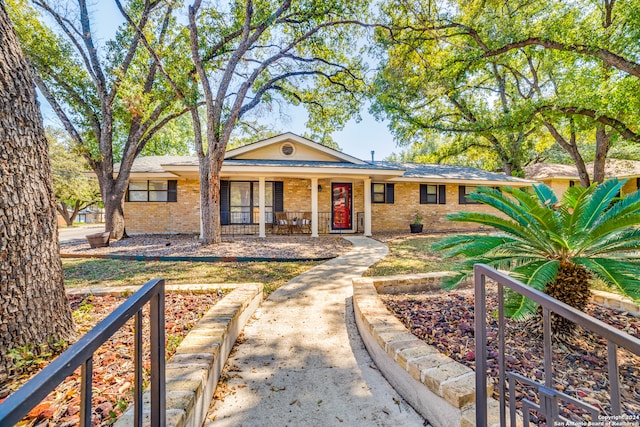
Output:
top-left (224, 132), bottom-right (367, 165)
top-left (258, 177), bottom-right (266, 238)
top-left (311, 177), bottom-right (319, 237)
top-left (364, 178), bottom-right (372, 237)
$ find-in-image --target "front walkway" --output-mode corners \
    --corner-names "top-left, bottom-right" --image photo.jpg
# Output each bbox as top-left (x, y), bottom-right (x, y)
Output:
top-left (204, 236), bottom-right (426, 426)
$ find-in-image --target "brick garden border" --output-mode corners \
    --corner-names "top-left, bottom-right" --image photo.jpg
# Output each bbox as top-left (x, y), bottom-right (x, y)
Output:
top-left (68, 283), bottom-right (263, 427)
top-left (352, 273), bottom-right (639, 427)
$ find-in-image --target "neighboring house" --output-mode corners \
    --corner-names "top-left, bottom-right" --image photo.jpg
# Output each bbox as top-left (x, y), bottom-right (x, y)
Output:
top-left (120, 133), bottom-right (533, 236)
top-left (525, 160), bottom-right (640, 198)
top-left (77, 207), bottom-right (105, 224)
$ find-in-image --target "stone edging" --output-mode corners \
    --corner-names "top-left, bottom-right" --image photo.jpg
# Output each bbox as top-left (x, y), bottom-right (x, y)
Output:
top-left (353, 273), bottom-right (638, 427)
top-left (69, 283), bottom-right (263, 427)
top-left (352, 273), bottom-right (500, 427)
top-left (591, 290), bottom-right (640, 315)
top-left (60, 253), bottom-right (334, 263)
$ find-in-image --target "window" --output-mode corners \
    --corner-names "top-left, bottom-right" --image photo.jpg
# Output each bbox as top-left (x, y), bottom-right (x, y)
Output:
top-left (227, 181), bottom-right (274, 224)
top-left (458, 185), bottom-right (501, 204)
top-left (458, 185), bottom-right (481, 204)
top-left (371, 183), bottom-right (394, 204)
top-left (420, 184), bottom-right (446, 204)
top-left (569, 180), bottom-right (576, 187)
top-left (127, 180), bottom-right (177, 202)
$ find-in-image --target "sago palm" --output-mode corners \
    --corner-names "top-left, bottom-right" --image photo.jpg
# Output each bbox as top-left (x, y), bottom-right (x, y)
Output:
top-left (433, 179), bottom-right (640, 335)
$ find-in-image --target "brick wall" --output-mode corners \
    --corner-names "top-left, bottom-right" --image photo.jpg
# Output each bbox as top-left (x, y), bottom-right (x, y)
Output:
top-left (124, 179), bottom-right (201, 233)
top-left (124, 178), bottom-right (510, 234)
top-left (372, 183), bottom-right (502, 232)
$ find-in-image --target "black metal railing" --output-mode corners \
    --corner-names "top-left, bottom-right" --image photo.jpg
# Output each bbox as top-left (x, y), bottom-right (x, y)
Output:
top-left (474, 264), bottom-right (640, 426)
top-left (0, 279), bottom-right (166, 427)
top-left (220, 211), bottom-right (334, 235)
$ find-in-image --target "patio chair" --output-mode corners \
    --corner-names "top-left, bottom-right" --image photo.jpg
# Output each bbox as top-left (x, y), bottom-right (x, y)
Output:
top-left (299, 212), bottom-right (312, 234)
top-left (274, 212), bottom-right (290, 234)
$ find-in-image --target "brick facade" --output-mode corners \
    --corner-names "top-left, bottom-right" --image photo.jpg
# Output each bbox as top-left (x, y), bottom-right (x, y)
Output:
top-left (124, 179), bottom-right (201, 233)
top-left (124, 178), bottom-right (501, 234)
top-left (372, 182), bottom-right (499, 233)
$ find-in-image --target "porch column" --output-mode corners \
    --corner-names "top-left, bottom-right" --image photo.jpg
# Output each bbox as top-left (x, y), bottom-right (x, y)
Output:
top-left (364, 177), bottom-right (372, 236)
top-left (258, 177), bottom-right (266, 238)
top-left (311, 177), bottom-right (319, 237)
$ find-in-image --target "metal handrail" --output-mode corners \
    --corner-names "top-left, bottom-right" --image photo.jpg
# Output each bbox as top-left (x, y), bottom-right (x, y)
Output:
top-left (0, 278), bottom-right (166, 427)
top-left (474, 264), bottom-right (640, 426)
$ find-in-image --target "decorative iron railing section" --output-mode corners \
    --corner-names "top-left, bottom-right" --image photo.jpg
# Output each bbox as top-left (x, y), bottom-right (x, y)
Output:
top-left (220, 211), bottom-right (344, 235)
top-left (474, 264), bottom-right (640, 427)
top-left (0, 279), bottom-right (166, 427)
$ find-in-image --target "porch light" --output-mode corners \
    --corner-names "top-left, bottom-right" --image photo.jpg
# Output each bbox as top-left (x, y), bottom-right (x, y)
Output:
top-left (318, 185), bottom-right (323, 192)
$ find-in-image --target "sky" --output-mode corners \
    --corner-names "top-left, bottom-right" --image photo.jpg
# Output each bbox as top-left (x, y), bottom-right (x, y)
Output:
top-left (38, 1), bottom-right (401, 162)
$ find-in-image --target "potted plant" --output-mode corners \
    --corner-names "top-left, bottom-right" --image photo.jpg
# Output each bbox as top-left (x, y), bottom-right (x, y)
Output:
top-left (410, 210), bottom-right (423, 233)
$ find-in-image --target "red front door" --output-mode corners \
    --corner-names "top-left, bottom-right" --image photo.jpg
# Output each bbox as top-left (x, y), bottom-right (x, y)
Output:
top-left (331, 183), bottom-right (352, 230)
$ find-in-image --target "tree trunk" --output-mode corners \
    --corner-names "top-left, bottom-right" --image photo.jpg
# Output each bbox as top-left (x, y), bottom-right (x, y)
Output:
top-left (0, 4), bottom-right (75, 381)
top-left (101, 178), bottom-right (127, 240)
top-left (199, 153), bottom-right (222, 245)
top-left (593, 125), bottom-right (610, 184)
top-left (57, 203), bottom-right (73, 226)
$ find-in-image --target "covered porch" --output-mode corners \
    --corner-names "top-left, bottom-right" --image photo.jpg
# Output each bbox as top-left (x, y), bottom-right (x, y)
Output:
top-left (218, 176), bottom-right (371, 237)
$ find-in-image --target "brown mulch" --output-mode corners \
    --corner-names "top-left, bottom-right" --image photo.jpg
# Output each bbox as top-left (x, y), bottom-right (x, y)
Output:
top-left (381, 288), bottom-right (640, 424)
top-left (1, 292), bottom-right (223, 426)
top-left (60, 234), bottom-right (353, 259)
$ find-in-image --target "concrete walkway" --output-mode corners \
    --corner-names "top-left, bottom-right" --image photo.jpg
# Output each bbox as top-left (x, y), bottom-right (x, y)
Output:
top-left (204, 236), bottom-right (426, 426)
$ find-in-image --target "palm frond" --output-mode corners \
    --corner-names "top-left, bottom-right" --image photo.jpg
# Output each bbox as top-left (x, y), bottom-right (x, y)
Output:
top-left (585, 212), bottom-right (640, 249)
top-left (503, 289), bottom-right (539, 321)
top-left (565, 183), bottom-right (596, 230)
top-left (577, 179), bottom-right (626, 230)
top-left (502, 187), bottom-right (563, 237)
top-left (595, 188), bottom-right (640, 227)
top-left (436, 235), bottom-right (518, 258)
top-left (468, 188), bottom-right (542, 229)
top-left (446, 212), bottom-right (555, 252)
top-left (532, 183), bottom-right (558, 207)
top-left (431, 234), bottom-right (484, 252)
top-left (582, 228), bottom-right (640, 256)
top-left (501, 260), bottom-right (559, 320)
top-left (575, 257), bottom-right (640, 301)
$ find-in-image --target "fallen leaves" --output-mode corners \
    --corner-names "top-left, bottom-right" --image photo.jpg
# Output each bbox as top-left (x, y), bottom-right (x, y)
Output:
top-left (4, 291), bottom-right (223, 426)
top-left (381, 289), bottom-right (640, 422)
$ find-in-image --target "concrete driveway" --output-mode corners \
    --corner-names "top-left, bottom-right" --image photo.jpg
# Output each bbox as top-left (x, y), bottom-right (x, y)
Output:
top-left (58, 224), bottom-right (105, 243)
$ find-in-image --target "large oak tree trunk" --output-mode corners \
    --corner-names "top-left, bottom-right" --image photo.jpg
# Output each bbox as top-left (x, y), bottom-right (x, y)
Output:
top-left (0, 3), bottom-right (75, 381)
top-left (198, 153), bottom-right (222, 245)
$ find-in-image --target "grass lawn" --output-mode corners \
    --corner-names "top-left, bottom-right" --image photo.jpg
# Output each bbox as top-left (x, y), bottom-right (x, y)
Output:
top-left (62, 258), bottom-right (320, 296)
top-left (365, 235), bottom-right (460, 276)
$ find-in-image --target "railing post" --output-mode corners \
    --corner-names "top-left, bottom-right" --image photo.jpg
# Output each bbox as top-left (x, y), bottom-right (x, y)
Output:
top-left (474, 265), bottom-right (488, 426)
top-left (134, 310), bottom-right (143, 427)
top-left (80, 357), bottom-right (93, 426)
top-left (150, 279), bottom-right (166, 427)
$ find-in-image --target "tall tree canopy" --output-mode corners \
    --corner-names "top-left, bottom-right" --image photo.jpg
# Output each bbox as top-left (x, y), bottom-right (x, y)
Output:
top-left (0, 1), bottom-right (74, 380)
top-left (7, 0), bottom-right (194, 239)
top-left (123, 0), bottom-right (369, 244)
top-left (372, 0), bottom-right (640, 180)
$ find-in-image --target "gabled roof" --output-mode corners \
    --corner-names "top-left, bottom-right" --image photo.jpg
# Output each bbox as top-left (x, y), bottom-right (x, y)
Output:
top-left (224, 132), bottom-right (367, 165)
top-left (525, 160), bottom-right (640, 180)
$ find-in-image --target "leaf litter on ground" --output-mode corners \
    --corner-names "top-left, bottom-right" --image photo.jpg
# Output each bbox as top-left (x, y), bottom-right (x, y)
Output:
top-left (1, 291), bottom-right (224, 426)
top-left (381, 288), bottom-right (640, 424)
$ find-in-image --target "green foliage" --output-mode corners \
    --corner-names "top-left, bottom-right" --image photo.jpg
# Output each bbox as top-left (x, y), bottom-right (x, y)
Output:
top-left (412, 210), bottom-right (422, 225)
top-left (433, 180), bottom-right (640, 318)
top-left (372, 0), bottom-right (640, 175)
top-left (48, 128), bottom-right (102, 223)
